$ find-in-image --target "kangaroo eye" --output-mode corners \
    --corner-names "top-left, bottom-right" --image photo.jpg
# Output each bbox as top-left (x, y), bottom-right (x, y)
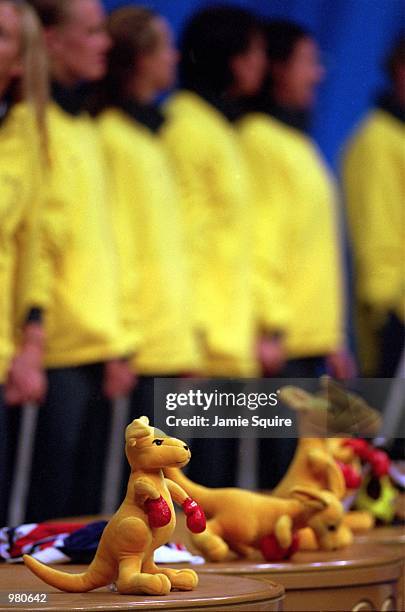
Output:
top-left (327, 524), bottom-right (337, 532)
top-left (152, 439), bottom-right (164, 446)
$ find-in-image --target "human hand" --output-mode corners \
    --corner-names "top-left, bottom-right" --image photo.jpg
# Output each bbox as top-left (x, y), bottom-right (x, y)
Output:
top-left (103, 359), bottom-right (137, 399)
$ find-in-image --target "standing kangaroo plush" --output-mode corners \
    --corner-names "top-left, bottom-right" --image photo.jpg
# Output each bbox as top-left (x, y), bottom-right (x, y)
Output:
top-left (24, 417), bottom-right (206, 595)
top-left (273, 380), bottom-right (380, 536)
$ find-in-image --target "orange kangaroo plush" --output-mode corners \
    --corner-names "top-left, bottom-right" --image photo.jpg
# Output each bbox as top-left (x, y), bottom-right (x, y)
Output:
top-left (273, 381), bottom-right (378, 537)
top-left (24, 417), bottom-right (206, 595)
top-left (272, 436), bottom-right (346, 500)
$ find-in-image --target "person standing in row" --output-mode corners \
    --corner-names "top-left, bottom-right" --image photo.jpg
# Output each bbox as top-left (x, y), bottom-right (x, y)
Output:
top-left (343, 35), bottom-right (405, 378)
top-left (9, 0), bottom-right (136, 522)
top-left (161, 7), bottom-right (277, 382)
top-left (161, 6), bottom-right (281, 486)
top-left (95, 6), bottom-right (200, 492)
top-left (0, 0), bottom-right (48, 525)
top-left (237, 20), bottom-right (355, 488)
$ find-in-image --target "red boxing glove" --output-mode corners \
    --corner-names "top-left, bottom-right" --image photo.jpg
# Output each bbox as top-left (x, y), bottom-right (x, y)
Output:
top-left (343, 439), bottom-right (372, 461)
top-left (144, 496), bottom-right (172, 528)
top-left (182, 498), bottom-right (206, 533)
top-left (260, 532), bottom-right (299, 561)
top-left (369, 449), bottom-right (390, 477)
top-left (337, 461), bottom-right (362, 489)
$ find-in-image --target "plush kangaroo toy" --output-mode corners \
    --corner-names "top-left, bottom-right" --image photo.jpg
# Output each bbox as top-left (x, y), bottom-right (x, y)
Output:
top-left (24, 417), bottom-right (206, 595)
top-left (164, 467), bottom-right (348, 562)
top-left (273, 380), bottom-right (380, 536)
top-left (272, 436), bottom-right (347, 500)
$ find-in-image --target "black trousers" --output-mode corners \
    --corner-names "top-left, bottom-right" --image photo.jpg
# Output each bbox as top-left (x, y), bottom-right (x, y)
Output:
top-left (186, 380), bottom-right (245, 488)
top-left (120, 376), bottom-right (155, 500)
top-left (378, 312), bottom-right (405, 377)
top-left (378, 313), bottom-right (405, 460)
top-left (23, 364), bottom-right (111, 522)
top-left (187, 438), bottom-right (239, 487)
top-left (0, 386), bottom-right (8, 526)
top-left (258, 356), bottom-right (327, 489)
top-left (121, 376), bottom-right (239, 490)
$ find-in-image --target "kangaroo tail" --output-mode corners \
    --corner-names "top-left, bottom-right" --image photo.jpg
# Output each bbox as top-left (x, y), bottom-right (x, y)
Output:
top-left (23, 554), bottom-right (112, 592)
top-left (165, 467), bottom-right (215, 513)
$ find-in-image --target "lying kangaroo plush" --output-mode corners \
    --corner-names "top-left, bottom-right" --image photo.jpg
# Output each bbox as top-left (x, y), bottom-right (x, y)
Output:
top-left (164, 467), bottom-right (350, 562)
top-left (24, 417), bottom-right (206, 595)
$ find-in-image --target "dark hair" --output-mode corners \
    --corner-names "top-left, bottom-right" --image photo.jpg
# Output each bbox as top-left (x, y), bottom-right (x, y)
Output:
top-left (253, 19), bottom-right (312, 106)
top-left (385, 34), bottom-right (405, 81)
top-left (98, 6), bottom-right (159, 109)
top-left (265, 19), bottom-right (311, 63)
top-left (27, 0), bottom-right (70, 26)
top-left (179, 5), bottom-right (263, 95)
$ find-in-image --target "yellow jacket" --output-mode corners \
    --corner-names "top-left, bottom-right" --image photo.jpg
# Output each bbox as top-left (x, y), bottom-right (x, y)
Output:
top-left (98, 107), bottom-right (199, 374)
top-left (0, 103), bottom-right (43, 383)
top-left (238, 115), bottom-right (289, 335)
top-left (32, 103), bottom-right (131, 368)
top-left (238, 113), bottom-right (343, 359)
top-left (161, 91), bottom-right (256, 376)
top-left (343, 109), bottom-right (405, 323)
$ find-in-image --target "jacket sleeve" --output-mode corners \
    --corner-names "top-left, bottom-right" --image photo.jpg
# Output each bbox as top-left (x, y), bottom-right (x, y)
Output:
top-left (162, 116), bottom-right (254, 362)
top-left (20, 148), bottom-right (68, 319)
top-left (343, 126), bottom-right (404, 317)
top-left (102, 136), bottom-right (142, 353)
top-left (13, 114), bottom-right (54, 328)
top-left (239, 121), bottom-right (289, 335)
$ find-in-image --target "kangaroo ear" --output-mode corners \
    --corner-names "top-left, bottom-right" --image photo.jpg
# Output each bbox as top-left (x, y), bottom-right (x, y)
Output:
top-left (279, 386), bottom-right (323, 412)
top-left (125, 417), bottom-right (152, 447)
top-left (320, 376), bottom-right (382, 435)
top-left (307, 448), bottom-right (346, 499)
top-left (279, 387), bottom-right (312, 411)
top-left (290, 486), bottom-right (328, 511)
top-left (325, 459), bottom-right (346, 499)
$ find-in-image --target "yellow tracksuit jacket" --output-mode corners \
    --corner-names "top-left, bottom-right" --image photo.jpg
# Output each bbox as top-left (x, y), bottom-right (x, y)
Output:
top-left (30, 102), bottom-right (132, 368)
top-left (98, 107), bottom-right (199, 374)
top-left (343, 109), bottom-right (405, 324)
top-left (161, 91), bottom-right (256, 376)
top-left (0, 103), bottom-right (43, 384)
top-left (238, 113), bottom-right (343, 359)
top-left (238, 115), bottom-right (289, 336)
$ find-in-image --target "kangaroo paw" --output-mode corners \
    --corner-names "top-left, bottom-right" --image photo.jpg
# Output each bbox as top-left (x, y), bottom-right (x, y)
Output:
top-left (165, 568), bottom-right (198, 591)
top-left (117, 572), bottom-right (171, 596)
top-left (192, 532), bottom-right (229, 562)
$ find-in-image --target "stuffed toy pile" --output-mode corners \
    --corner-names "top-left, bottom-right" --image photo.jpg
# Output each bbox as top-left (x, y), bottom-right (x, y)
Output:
top-left (164, 377), bottom-right (388, 562)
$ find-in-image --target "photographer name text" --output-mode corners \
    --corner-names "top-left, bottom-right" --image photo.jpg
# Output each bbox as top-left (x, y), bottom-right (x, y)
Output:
top-left (165, 414), bottom-right (292, 429)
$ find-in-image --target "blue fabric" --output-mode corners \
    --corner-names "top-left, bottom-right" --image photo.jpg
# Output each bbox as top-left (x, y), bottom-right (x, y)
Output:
top-left (103, 0), bottom-right (404, 170)
top-left (61, 521), bottom-right (107, 563)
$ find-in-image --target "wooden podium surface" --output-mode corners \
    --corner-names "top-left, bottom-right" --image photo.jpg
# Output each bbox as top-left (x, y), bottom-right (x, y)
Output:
top-left (355, 526), bottom-right (405, 547)
top-left (0, 566), bottom-right (284, 612)
top-left (172, 517), bottom-right (404, 612)
top-left (21, 516), bottom-right (404, 611)
top-left (354, 525), bottom-right (405, 612)
top-left (185, 544), bottom-right (403, 612)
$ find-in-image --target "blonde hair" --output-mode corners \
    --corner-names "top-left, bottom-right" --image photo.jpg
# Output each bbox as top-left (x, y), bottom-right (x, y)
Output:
top-left (3, 0), bottom-right (49, 157)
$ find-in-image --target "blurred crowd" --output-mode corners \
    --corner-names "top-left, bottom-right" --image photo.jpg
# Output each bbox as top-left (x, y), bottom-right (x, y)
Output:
top-left (0, 0), bottom-right (403, 525)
